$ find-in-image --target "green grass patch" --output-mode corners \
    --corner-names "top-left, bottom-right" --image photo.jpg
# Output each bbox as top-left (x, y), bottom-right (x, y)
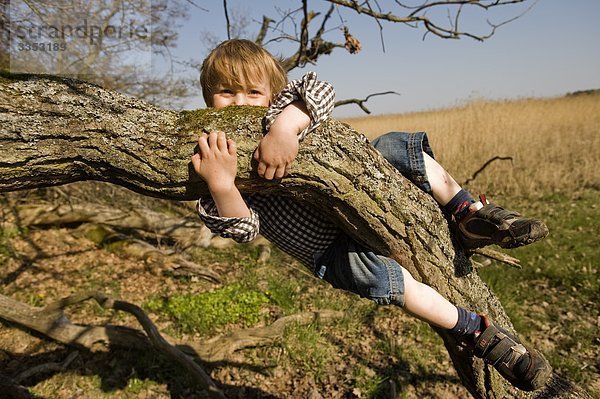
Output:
top-left (352, 366), bottom-right (388, 399)
top-left (265, 273), bottom-right (301, 315)
top-left (479, 190), bottom-right (599, 313)
top-left (145, 283), bottom-right (269, 335)
top-left (282, 323), bottom-right (336, 382)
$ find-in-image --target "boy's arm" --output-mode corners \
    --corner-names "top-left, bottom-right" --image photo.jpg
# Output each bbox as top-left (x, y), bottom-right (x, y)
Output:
top-left (192, 131), bottom-right (260, 243)
top-left (256, 72), bottom-right (335, 180)
top-left (253, 101), bottom-right (308, 180)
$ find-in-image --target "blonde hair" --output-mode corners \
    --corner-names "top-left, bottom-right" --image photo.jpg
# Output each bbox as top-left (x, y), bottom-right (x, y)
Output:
top-left (200, 39), bottom-right (287, 107)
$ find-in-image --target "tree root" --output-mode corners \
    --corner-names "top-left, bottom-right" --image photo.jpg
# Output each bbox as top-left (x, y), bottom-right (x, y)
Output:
top-left (0, 290), bottom-right (345, 398)
top-left (0, 291), bottom-right (227, 399)
top-left (192, 310), bottom-right (345, 363)
top-left (14, 351), bottom-right (79, 384)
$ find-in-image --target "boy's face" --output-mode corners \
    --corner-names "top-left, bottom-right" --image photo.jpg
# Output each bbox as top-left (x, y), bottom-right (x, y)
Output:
top-left (212, 76), bottom-right (271, 109)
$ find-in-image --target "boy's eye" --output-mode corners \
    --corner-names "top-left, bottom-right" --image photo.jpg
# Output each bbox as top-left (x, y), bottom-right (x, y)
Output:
top-left (220, 89), bottom-right (234, 95)
top-left (249, 90), bottom-right (262, 96)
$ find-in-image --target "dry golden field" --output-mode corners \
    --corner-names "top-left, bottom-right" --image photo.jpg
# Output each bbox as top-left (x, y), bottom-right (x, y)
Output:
top-left (341, 94), bottom-right (600, 197)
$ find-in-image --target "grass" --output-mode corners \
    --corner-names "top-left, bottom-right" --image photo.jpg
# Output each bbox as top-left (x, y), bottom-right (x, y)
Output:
top-left (145, 283), bottom-right (269, 335)
top-left (281, 322), bottom-right (337, 383)
top-left (352, 366), bottom-right (389, 398)
top-left (342, 94), bottom-right (600, 196)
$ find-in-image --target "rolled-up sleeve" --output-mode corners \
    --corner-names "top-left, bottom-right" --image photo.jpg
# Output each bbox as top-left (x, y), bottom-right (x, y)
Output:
top-left (263, 71), bottom-right (335, 140)
top-left (196, 197), bottom-right (260, 243)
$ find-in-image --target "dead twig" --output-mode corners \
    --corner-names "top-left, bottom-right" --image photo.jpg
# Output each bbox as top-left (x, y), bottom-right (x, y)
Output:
top-left (471, 247), bottom-right (522, 269)
top-left (49, 291), bottom-right (228, 399)
top-left (0, 291), bottom-right (227, 399)
top-left (463, 156), bottom-right (514, 186)
top-left (334, 91), bottom-right (400, 114)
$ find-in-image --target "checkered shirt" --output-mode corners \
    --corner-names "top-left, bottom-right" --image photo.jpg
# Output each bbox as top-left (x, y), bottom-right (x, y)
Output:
top-left (197, 72), bottom-right (340, 267)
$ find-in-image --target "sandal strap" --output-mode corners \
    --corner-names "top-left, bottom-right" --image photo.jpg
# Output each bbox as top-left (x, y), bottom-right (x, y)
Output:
top-left (472, 319), bottom-right (552, 391)
top-left (485, 333), bottom-right (522, 366)
top-left (474, 323), bottom-right (525, 367)
top-left (474, 324), bottom-right (501, 357)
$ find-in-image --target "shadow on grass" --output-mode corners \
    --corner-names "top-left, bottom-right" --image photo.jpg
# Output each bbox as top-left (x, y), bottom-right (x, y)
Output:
top-left (1, 345), bottom-right (283, 399)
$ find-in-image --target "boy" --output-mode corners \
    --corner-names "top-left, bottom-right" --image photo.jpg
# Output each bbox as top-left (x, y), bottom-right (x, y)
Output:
top-left (192, 39), bottom-right (552, 391)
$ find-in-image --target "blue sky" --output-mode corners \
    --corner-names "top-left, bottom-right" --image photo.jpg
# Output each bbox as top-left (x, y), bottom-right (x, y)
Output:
top-left (173, 0), bottom-right (600, 118)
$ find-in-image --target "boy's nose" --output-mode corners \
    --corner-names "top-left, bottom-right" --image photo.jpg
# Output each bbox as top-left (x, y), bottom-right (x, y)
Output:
top-left (233, 93), bottom-right (247, 105)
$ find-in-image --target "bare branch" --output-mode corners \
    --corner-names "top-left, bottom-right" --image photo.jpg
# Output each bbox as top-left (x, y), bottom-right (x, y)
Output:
top-left (41, 291), bottom-right (228, 399)
top-left (223, 0), bottom-right (231, 40)
top-left (325, 0), bottom-right (534, 41)
top-left (471, 247), bottom-right (522, 269)
top-left (463, 156), bottom-right (514, 186)
top-left (334, 91), bottom-right (400, 114)
top-left (255, 15), bottom-right (272, 45)
top-left (295, 0), bottom-right (310, 68)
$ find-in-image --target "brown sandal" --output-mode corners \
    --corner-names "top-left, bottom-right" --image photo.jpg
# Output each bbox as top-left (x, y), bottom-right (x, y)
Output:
top-left (474, 317), bottom-right (552, 391)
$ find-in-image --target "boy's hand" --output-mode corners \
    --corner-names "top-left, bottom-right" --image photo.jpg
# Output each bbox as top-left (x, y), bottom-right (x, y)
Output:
top-left (254, 101), bottom-right (309, 180)
top-left (191, 131), bottom-right (238, 193)
top-left (253, 128), bottom-right (299, 180)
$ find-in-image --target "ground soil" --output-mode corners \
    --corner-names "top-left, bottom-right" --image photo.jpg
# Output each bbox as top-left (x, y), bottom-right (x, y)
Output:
top-left (0, 225), bottom-right (478, 399)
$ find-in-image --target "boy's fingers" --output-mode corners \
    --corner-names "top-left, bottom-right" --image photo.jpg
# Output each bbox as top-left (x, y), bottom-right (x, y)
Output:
top-left (253, 148), bottom-right (260, 161)
top-left (274, 165), bottom-right (286, 179)
top-left (191, 152), bottom-right (201, 171)
top-left (198, 134), bottom-right (210, 157)
top-left (208, 131), bottom-right (219, 149)
top-left (257, 161), bottom-right (267, 177)
top-left (227, 139), bottom-right (237, 156)
top-left (216, 131), bottom-right (228, 152)
top-left (263, 166), bottom-right (276, 180)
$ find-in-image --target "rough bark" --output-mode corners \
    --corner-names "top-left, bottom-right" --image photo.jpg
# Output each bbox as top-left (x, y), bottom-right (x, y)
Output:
top-left (0, 71), bottom-right (592, 399)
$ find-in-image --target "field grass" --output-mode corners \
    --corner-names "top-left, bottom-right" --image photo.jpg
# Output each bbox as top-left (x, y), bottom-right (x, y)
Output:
top-left (342, 93), bottom-right (600, 196)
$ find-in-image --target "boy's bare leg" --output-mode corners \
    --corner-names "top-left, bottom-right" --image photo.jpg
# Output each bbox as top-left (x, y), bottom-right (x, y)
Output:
top-left (400, 265), bottom-right (458, 328)
top-left (399, 266), bottom-right (552, 391)
top-left (423, 152), bottom-right (461, 206)
top-left (422, 151), bottom-right (548, 250)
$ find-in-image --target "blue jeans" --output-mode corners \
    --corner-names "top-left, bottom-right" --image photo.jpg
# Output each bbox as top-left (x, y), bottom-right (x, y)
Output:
top-left (371, 131), bottom-right (435, 194)
top-left (313, 132), bottom-right (435, 306)
top-left (313, 234), bottom-right (406, 306)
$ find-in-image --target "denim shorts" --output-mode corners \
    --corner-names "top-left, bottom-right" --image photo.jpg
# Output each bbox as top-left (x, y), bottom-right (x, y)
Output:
top-left (370, 131), bottom-right (435, 194)
top-left (313, 234), bottom-right (405, 306)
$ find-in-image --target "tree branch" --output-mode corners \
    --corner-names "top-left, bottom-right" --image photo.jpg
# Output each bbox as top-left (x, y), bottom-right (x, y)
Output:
top-left (326, 0), bottom-right (533, 41)
top-left (463, 156), bottom-right (514, 186)
top-left (334, 91), bottom-right (400, 114)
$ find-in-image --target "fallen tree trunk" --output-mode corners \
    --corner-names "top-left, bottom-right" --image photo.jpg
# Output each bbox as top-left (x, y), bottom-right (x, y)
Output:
top-left (9, 202), bottom-right (229, 249)
top-left (0, 71), bottom-right (592, 398)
